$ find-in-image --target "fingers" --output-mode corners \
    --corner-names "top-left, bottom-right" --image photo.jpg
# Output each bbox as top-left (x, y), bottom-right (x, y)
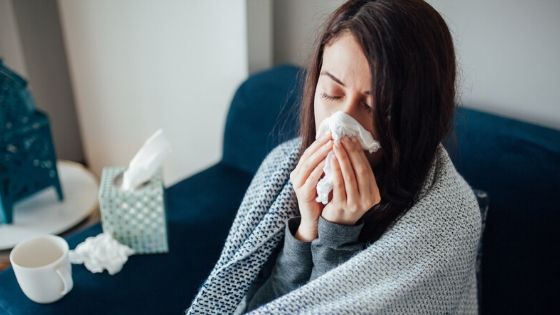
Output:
top-left (342, 137), bottom-right (373, 193)
top-left (343, 137), bottom-right (380, 205)
top-left (291, 137), bottom-right (332, 188)
top-left (300, 131), bottom-right (331, 162)
top-left (333, 138), bottom-right (359, 202)
top-left (330, 149), bottom-right (346, 203)
top-left (302, 158), bottom-right (326, 191)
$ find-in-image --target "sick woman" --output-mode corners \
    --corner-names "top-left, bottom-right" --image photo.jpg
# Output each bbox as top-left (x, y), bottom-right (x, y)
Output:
top-left (187, 0), bottom-right (482, 314)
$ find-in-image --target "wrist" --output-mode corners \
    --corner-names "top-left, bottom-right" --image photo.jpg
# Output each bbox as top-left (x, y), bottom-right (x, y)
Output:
top-left (295, 219), bottom-right (318, 242)
top-left (321, 210), bottom-right (361, 226)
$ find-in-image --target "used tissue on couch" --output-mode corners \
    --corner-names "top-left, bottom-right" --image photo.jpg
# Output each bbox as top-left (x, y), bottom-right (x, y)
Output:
top-left (69, 233), bottom-right (134, 275)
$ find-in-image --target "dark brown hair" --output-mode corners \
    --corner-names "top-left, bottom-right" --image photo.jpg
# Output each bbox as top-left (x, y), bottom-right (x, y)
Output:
top-left (297, 0), bottom-right (457, 244)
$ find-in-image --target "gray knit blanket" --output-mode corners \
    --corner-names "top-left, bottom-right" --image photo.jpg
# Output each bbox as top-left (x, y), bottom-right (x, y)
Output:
top-left (186, 137), bottom-right (481, 314)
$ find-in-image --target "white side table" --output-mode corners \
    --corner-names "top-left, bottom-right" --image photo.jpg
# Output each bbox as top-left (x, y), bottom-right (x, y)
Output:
top-left (0, 160), bottom-right (99, 251)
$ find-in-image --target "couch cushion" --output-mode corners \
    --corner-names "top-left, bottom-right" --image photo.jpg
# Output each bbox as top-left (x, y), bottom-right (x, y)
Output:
top-left (0, 162), bottom-right (253, 314)
top-left (443, 107), bottom-right (560, 314)
top-left (222, 64), bottom-right (302, 174)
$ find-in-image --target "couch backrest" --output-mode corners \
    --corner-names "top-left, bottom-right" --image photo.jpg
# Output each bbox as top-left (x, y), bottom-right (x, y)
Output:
top-left (222, 65), bottom-right (303, 174)
top-left (443, 107), bottom-right (560, 313)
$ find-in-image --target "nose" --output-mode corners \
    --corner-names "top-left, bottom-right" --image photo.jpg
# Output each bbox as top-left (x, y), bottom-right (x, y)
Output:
top-left (340, 92), bottom-right (362, 119)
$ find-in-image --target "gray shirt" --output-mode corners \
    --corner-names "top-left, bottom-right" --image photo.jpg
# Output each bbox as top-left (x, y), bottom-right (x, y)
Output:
top-left (238, 215), bottom-right (365, 313)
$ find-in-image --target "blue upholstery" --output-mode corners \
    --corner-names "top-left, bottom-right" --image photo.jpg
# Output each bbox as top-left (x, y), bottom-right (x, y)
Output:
top-left (222, 65), bottom-right (302, 174)
top-left (443, 109), bottom-right (560, 314)
top-left (0, 64), bottom-right (558, 314)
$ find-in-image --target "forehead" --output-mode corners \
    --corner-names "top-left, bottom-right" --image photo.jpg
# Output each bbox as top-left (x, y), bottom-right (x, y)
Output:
top-left (320, 32), bottom-right (371, 88)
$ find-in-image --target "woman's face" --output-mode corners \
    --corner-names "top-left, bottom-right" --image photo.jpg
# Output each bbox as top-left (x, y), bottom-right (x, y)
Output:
top-left (314, 31), bottom-right (382, 167)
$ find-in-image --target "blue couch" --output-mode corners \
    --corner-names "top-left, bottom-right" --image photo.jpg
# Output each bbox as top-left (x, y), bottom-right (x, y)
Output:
top-left (0, 65), bottom-right (558, 314)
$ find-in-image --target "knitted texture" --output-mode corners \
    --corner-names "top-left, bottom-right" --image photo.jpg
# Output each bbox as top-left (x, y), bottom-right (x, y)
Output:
top-left (186, 137), bottom-right (481, 314)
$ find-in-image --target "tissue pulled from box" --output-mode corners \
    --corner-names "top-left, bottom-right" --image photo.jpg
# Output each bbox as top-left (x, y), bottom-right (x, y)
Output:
top-left (122, 129), bottom-right (171, 191)
top-left (69, 233), bottom-right (134, 275)
top-left (315, 111), bottom-right (382, 205)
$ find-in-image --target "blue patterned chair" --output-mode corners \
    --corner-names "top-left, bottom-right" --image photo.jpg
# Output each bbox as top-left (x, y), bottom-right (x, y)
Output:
top-left (0, 60), bottom-right (63, 224)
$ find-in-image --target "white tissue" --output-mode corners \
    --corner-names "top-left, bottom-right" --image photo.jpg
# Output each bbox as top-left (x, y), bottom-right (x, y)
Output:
top-left (69, 233), bottom-right (135, 275)
top-left (315, 111), bottom-right (382, 205)
top-left (122, 129), bottom-right (172, 191)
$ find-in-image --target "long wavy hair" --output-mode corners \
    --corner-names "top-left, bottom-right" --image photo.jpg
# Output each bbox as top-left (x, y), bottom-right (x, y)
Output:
top-left (297, 0), bottom-right (458, 244)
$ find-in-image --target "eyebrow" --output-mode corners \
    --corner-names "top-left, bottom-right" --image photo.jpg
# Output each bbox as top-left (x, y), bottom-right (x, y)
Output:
top-left (320, 71), bottom-right (371, 96)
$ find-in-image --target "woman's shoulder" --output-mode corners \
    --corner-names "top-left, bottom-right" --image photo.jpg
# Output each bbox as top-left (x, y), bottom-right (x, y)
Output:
top-left (260, 137), bottom-right (302, 167)
top-left (252, 137), bottom-right (302, 179)
top-left (406, 144), bottom-right (481, 241)
top-left (268, 137), bottom-right (302, 158)
top-left (429, 144), bottom-right (482, 236)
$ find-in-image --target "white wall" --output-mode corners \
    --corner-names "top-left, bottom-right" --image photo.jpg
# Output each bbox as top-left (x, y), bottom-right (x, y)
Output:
top-left (273, 0), bottom-right (343, 67)
top-left (9, 0), bottom-right (84, 163)
top-left (1, 0), bottom-right (84, 162)
top-left (0, 0), bottom-right (27, 76)
top-left (247, 0), bottom-right (273, 74)
top-left (58, 0), bottom-right (248, 186)
top-left (273, 0), bottom-right (560, 130)
top-left (426, 0), bottom-right (560, 130)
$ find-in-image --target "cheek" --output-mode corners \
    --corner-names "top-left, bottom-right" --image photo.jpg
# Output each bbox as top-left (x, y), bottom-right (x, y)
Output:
top-left (313, 97), bottom-right (329, 134)
top-left (313, 91), bottom-right (323, 111)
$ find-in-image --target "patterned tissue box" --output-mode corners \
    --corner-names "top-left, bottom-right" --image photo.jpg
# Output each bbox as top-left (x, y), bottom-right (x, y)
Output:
top-left (98, 167), bottom-right (169, 254)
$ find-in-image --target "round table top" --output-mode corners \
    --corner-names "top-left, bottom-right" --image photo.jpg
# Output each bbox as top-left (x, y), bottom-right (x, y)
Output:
top-left (0, 160), bottom-right (99, 250)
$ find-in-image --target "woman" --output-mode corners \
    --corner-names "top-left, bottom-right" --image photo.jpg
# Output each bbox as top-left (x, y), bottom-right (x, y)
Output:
top-left (187, 0), bottom-right (481, 314)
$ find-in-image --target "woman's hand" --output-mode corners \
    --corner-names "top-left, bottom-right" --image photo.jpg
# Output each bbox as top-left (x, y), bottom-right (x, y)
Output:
top-left (321, 136), bottom-right (381, 225)
top-left (290, 132), bottom-right (333, 241)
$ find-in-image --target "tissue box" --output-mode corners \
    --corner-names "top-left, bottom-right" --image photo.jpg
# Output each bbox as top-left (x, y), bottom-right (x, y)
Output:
top-left (98, 167), bottom-right (168, 254)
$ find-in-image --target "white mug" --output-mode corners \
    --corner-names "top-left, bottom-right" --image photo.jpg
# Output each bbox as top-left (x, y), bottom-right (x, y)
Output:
top-left (9, 234), bottom-right (73, 303)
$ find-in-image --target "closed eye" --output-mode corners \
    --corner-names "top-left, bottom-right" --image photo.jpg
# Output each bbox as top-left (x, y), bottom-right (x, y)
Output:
top-left (320, 92), bottom-right (340, 101)
top-left (322, 93), bottom-right (372, 112)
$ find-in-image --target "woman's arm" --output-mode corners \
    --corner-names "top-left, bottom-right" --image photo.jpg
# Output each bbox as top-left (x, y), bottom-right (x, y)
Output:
top-left (245, 215), bottom-right (366, 312)
top-left (244, 216), bottom-right (313, 312)
top-left (309, 215), bottom-right (365, 281)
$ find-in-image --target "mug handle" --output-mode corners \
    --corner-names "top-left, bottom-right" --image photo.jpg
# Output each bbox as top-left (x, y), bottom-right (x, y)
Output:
top-left (56, 268), bottom-right (71, 295)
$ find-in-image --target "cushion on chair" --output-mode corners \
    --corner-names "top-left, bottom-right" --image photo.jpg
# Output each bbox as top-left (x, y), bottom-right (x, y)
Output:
top-left (443, 106), bottom-right (560, 314)
top-left (222, 64), bottom-right (303, 174)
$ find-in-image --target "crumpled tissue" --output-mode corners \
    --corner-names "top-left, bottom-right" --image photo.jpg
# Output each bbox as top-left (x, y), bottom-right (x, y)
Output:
top-left (122, 128), bottom-right (171, 191)
top-left (69, 233), bottom-right (135, 275)
top-left (315, 111), bottom-right (382, 204)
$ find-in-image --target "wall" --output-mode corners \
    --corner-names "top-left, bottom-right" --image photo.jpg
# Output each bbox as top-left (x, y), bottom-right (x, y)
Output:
top-left (0, 0), bottom-right (27, 76)
top-left (0, 0), bottom-right (84, 162)
top-left (247, 0), bottom-right (273, 74)
top-left (12, 0), bottom-right (84, 162)
top-left (427, 0), bottom-right (560, 130)
top-left (58, 0), bottom-right (249, 185)
top-left (273, 0), bottom-right (343, 67)
top-left (272, 0), bottom-right (560, 130)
